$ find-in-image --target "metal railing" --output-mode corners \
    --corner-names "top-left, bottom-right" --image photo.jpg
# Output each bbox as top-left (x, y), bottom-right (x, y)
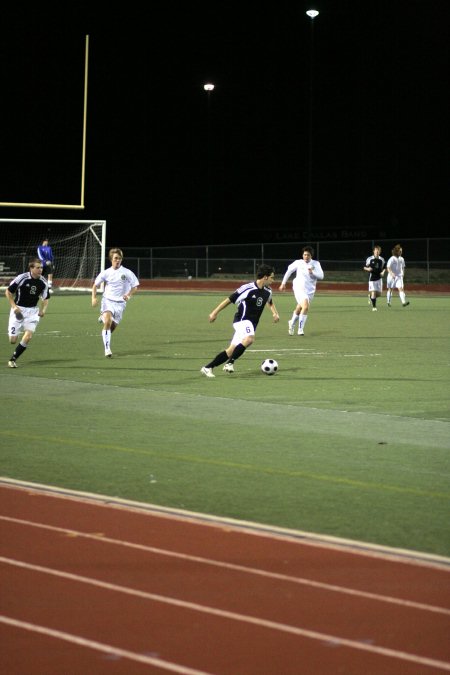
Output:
top-left (122, 238), bottom-right (450, 284)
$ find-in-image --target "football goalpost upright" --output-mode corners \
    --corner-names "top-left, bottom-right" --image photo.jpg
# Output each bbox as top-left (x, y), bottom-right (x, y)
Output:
top-left (0, 219), bottom-right (106, 291)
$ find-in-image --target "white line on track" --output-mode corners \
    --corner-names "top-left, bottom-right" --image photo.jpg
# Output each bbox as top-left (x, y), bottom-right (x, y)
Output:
top-left (1, 516), bottom-right (449, 616)
top-left (1, 478), bottom-right (449, 569)
top-left (0, 615), bottom-right (211, 675)
top-left (2, 557), bottom-right (450, 672)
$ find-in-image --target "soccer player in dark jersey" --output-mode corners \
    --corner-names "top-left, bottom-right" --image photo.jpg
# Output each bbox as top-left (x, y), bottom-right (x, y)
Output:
top-left (200, 264), bottom-right (279, 378)
top-left (5, 258), bottom-right (50, 368)
top-left (364, 245), bottom-right (385, 312)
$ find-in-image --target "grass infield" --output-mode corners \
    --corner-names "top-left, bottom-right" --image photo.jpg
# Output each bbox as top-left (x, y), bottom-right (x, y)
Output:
top-left (1, 291), bottom-right (449, 556)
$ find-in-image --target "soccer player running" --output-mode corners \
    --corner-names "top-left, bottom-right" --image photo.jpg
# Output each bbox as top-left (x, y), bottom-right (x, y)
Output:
top-left (279, 245), bottom-right (324, 336)
top-left (5, 258), bottom-right (50, 368)
top-left (200, 263), bottom-right (279, 378)
top-left (37, 238), bottom-right (55, 290)
top-left (386, 244), bottom-right (410, 307)
top-left (364, 245), bottom-right (385, 311)
top-left (92, 248), bottom-right (139, 357)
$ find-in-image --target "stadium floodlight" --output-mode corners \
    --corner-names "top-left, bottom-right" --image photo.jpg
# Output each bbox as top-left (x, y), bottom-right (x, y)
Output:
top-left (306, 9), bottom-right (319, 18)
top-left (203, 83), bottom-right (215, 91)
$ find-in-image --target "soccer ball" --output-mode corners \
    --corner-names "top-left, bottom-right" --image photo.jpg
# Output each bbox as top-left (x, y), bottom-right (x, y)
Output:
top-left (261, 359), bottom-right (278, 375)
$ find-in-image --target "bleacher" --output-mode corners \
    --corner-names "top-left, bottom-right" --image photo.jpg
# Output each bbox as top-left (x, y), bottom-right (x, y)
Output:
top-left (0, 261), bottom-right (17, 285)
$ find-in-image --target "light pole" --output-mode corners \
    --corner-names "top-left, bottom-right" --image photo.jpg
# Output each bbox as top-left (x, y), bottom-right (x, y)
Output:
top-left (306, 9), bottom-right (319, 241)
top-left (204, 83), bottom-right (215, 244)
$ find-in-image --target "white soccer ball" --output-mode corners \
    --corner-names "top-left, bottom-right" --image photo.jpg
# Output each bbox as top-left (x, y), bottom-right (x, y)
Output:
top-left (261, 358), bottom-right (278, 375)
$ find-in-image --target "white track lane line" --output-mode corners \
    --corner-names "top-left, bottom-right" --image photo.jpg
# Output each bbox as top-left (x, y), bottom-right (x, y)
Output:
top-left (2, 558), bottom-right (450, 672)
top-left (1, 516), bottom-right (448, 616)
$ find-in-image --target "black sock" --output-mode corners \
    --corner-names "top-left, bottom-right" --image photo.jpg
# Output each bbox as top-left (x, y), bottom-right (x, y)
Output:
top-left (11, 342), bottom-right (27, 361)
top-left (230, 343), bottom-right (246, 361)
top-left (206, 350), bottom-right (229, 369)
top-left (371, 297), bottom-right (376, 307)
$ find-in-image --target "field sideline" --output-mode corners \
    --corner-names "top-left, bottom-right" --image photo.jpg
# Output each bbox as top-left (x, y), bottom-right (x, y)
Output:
top-left (1, 289), bottom-right (449, 558)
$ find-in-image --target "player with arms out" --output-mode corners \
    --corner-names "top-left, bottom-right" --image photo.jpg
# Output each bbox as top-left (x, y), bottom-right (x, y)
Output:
top-left (37, 238), bottom-right (54, 290)
top-left (279, 245), bottom-right (324, 336)
top-left (386, 244), bottom-right (410, 307)
top-left (200, 263), bottom-right (279, 378)
top-left (92, 248), bottom-right (139, 357)
top-left (364, 245), bottom-right (385, 311)
top-left (5, 258), bottom-right (50, 368)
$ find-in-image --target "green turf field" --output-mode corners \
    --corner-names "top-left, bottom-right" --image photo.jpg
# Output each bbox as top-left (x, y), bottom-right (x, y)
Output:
top-left (1, 291), bottom-right (449, 556)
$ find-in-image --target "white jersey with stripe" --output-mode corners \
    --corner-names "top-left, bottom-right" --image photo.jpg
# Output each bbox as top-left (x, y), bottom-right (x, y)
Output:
top-left (281, 258), bottom-right (324, 294)
top-left (94, 265), bottom-right (139, 302)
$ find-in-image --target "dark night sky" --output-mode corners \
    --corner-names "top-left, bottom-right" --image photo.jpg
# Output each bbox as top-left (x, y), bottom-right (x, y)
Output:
top-left (1, 1), bottom-right (448, 247)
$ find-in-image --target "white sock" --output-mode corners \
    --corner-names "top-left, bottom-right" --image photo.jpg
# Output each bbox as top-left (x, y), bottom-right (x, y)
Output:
top-left (291, 313), bottom-right (299, 325)
top-left (102, 329), bottom-right (111, 350)
top-left (399, 291), bottom-right (406, 303)
top-left (387, 290), bottom-right (392, 303)
top-left (299, 314), bottom-right (308, 330)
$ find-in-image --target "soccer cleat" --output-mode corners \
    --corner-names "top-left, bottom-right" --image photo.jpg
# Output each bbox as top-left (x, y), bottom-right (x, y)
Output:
top-left (387, 302), bottom-right (391, 307)
top-left (223, 363), bottom-right (234, 373)
top-left (8, 360), bottom-right (17, 368)
top-left (105, 348), bottom-right (113, 358)
top-left (402, 301), bottom-right (410, 307)
top-left (98, 315), bottom-right (103, 323)
top-left (288, 320), bottom-right (294, 335)
top-left (372, 307), bottom-right (377, 312)
top-left (200, 366), bottom-right (215, 378)
top-left (298, 329), bottom-right (305, 336)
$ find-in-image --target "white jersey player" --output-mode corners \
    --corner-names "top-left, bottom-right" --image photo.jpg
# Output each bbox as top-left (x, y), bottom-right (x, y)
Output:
top-left (92, 248), bottom-right (139, 357)
top-left (279, 246), bottom-right (324, 336)
top-left (386, 244), bottom-right (409, 307)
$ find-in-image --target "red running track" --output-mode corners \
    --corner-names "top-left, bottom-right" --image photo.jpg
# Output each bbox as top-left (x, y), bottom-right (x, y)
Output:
top-left (1, 481), bottom-right (449, 674)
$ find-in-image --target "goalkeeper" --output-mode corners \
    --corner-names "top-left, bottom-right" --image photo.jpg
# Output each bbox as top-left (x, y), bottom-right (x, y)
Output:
top-left (37, 238), bottom-right (54, 290)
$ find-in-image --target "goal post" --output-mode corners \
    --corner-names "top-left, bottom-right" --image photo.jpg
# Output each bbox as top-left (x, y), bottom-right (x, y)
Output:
top-left (0, 218), bottom-right (106, 291)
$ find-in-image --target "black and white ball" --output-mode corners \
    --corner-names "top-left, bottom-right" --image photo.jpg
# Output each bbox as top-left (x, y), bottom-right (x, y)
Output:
top-left (261, 359), bottom-right (278, 375)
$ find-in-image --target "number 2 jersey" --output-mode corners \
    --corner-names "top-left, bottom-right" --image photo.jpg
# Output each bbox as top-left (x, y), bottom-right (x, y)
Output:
top-left (8, 272), bottom-right (49, 307)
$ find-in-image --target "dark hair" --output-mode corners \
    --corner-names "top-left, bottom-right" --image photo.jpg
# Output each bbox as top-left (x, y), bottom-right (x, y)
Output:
top-left (28, 258), bottom-right (42, 268)
top-left (302, 246), bottom-right (314, 256)
top-left (256, 263), bottom-right (275, 279)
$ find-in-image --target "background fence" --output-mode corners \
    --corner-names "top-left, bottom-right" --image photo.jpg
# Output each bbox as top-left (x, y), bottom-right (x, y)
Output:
top-left (123, 238), bottom-right (450, 284)
top-left (2, 237), bottom-right (449, 285)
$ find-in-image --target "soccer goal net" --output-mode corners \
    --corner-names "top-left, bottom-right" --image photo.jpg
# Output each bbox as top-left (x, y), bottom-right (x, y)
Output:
top-left (0, 219), bottom-right (106, 291)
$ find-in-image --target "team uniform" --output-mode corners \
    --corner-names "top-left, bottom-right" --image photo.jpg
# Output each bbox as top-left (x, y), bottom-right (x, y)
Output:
top-left (281, 258), bottom-right (324, 305)
top-left (7, 272), bottom-right (49, 338)
top-left (200, 265), bottom-right (278, 378)
top-left (94, 265), bottom-right (139, 326)
top-left (386, 253), bottom-right (409, 307)
top-left (37, 243), bottom-right (54, 277)
top-left (365, 254), bottom-right (385, 294)
top-left (386, 255), bottom-right (406, 289)
top-left (228, 281), bottom-right (274, 345)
